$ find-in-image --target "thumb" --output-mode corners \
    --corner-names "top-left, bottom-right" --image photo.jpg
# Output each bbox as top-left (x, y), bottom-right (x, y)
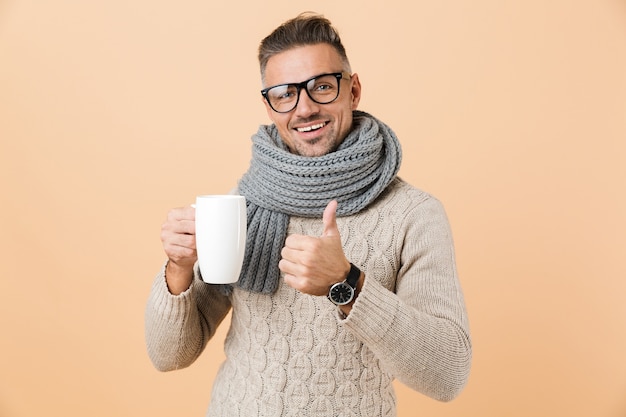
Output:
top-left (322, 200), bottom-right (340, 237)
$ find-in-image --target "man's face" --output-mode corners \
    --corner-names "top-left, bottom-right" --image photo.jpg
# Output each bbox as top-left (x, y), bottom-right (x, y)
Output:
top-left (262, 44), bottom-right (361, 157)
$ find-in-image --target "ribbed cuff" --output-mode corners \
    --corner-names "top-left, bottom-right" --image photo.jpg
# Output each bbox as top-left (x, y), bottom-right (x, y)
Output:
top-left (148, 261), bottom-right (196, 323)
top-left (340, 274), bottom-right (400, 345)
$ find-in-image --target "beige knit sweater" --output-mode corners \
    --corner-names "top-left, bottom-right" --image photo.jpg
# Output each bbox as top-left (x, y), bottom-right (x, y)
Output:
top-left (145, 178), bottom-right (472, 416)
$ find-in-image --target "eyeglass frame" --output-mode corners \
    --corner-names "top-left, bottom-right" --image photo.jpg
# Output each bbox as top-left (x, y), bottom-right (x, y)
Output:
top-left (260, 72), bottom-right (351, 113)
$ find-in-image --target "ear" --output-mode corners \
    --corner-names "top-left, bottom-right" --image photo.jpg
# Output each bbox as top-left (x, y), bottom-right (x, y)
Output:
top-left (349, 73), bottom-right (362, 110)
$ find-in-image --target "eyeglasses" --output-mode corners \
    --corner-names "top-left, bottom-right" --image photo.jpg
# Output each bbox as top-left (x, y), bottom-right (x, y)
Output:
top-left (261, 72), bottom-right (350, 113)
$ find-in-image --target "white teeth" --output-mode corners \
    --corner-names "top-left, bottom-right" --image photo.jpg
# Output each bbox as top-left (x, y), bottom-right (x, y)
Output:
top-left (297, 123), bottom-right (325, 132)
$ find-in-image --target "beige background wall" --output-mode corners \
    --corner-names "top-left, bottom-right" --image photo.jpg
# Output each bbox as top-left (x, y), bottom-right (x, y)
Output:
top-left (1, 1), bottom-right (625, 416)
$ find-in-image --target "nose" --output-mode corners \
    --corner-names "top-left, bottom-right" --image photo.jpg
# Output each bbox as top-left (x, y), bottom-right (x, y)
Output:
top-left (293, 87), bottom-right (319, 117)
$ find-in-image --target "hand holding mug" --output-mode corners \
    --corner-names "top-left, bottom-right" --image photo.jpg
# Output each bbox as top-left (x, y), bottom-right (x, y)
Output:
top-left (161, 206), bottom-right (197, 294)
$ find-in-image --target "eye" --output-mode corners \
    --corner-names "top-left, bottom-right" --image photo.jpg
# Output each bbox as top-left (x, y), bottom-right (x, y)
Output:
top-left (309, 75), bottom-right (338, 96)
top-left (270, 85), bottom-right (297, 102)
top-left (313, 82), bottom-right (334, 92)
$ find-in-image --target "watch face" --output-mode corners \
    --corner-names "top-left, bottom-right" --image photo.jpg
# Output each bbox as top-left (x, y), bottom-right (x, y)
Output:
top-left (329, 282), bottom-right (354, 305)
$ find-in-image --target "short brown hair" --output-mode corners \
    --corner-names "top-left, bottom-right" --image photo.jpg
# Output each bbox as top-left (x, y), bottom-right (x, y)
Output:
top-left (258, 12), bottom-right (351, 82)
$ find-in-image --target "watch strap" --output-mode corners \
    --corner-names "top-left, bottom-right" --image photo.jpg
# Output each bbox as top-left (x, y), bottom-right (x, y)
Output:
top-left (346, 263), bottom-right (360, 289)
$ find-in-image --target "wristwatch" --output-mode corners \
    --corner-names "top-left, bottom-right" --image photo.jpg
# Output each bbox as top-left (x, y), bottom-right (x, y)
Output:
top-left (328, 263), bottom-right (361, 306)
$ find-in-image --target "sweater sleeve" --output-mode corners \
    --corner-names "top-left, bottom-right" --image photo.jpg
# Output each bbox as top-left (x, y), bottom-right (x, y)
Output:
top-left (341, 196), bottom-right (472, 402)
top-left (144, 262), bottom-right (232, 372)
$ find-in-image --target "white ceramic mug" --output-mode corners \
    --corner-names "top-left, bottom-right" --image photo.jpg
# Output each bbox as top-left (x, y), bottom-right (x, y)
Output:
top-left (195, 195), bottom-right (246, 284)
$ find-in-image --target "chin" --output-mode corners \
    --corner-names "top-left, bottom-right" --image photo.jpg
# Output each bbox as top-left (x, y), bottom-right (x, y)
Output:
top-left (296, 145), bottom-right (335, 157)
top-left (294, 139), bottom-right (339, 157)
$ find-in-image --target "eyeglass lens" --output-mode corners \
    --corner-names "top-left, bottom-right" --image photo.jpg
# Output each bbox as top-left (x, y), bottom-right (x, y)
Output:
top-left (266, 74), bottom-right (340, 113)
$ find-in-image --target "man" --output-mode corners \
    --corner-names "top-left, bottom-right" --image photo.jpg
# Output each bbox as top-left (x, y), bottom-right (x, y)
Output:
top-left (146, 12), bottom-right (471, 416)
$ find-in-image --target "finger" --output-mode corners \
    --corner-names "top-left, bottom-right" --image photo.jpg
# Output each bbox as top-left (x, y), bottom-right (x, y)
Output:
top-left (168, 206), bottom-right (196, 222)
top-left (165, 242), bottom-right (197, 258)
top-left (280, 246), bottom-right (299, 263)
top-left (164, 207), bottom-right (196, 234)
top-left (284, 234), bottom-right (317, 251)
top-left (162, 219), bottom-right (195, 236)
top-left (322, 200), bottom-right (340, 238)
top-left (162, 231), bottom-right (197, 259)
top-left (164, 230), bottom-right (196, 249)
top-left (176, 219), bottom-right (196, 235)
top-left (278, 257), bottom-right (299, 276)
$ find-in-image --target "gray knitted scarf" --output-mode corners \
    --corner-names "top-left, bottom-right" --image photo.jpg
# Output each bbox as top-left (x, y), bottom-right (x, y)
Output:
top-left (233, 110), bottom-right (401, 294)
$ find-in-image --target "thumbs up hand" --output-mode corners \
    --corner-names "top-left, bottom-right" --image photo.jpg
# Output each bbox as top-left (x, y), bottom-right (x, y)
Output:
top-left (279, 200), bottom-right (351, 296)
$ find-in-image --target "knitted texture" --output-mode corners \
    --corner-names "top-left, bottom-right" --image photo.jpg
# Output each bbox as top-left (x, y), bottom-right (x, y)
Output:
top-left (145, 179), bottom-right (472, 416)
top-left (236, 110), bottom-right (401, 293)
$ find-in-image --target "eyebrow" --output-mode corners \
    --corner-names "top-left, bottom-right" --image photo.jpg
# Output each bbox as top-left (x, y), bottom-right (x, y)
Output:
top-left (263, 71), bottom-right (344, 90)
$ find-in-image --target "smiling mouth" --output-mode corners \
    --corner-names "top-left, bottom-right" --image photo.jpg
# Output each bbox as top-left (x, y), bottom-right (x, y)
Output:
top-left (296, 122), bottom-right (326, 133)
